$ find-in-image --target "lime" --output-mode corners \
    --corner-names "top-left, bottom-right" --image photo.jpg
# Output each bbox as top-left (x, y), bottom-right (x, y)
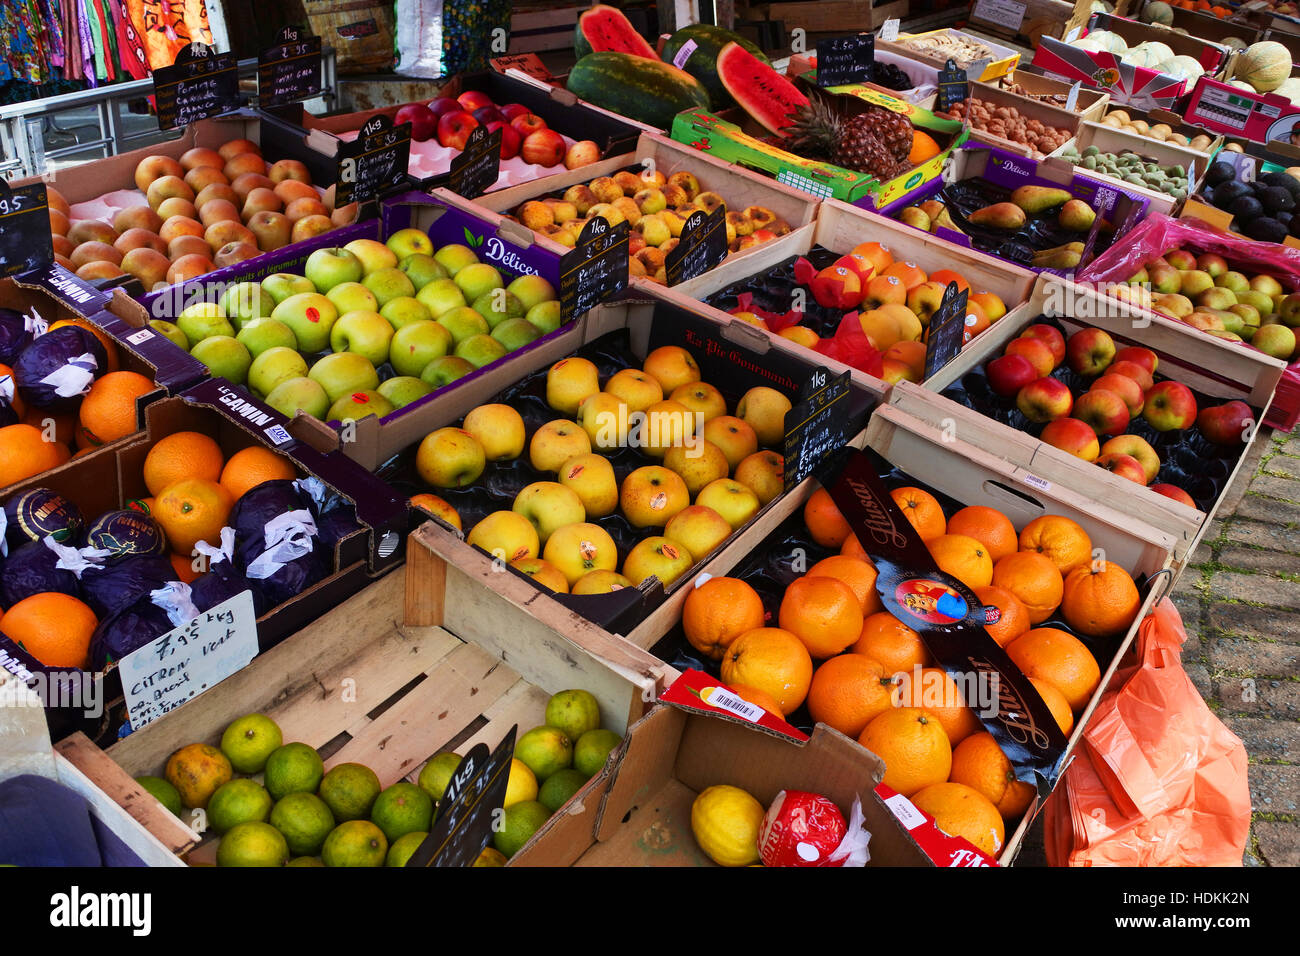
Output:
top-left (386, 831), bottom-right (429, 867)
top-left (544, 689), bottom-right (602, 743)
top-left (220, 713), bottom-right (283, 774)
top-left (473, 847), bottom-right (507, 867)
top-left (135, 776), bottom-right (183, 817)
top-left (216, 821), bottom-right (290, 867)
top-left (504, 758), bottom-right (538, 809)
top-left (208, 779), bottom-right (273, 834)
top-left (318, 763), bottom-right (382, 822)
top-left (514, 726), bottom-right (573, 781)
top-left (270, 791), bottom-right (335, 857)
top-left (538, 768), bottom-right (588, 813)
top-left (370, 782), bottom-right (434, 843)
top-left (417, 752), bottom-right (462, 803)
top-left (321, 820), bottom-right (388, 867)
top-left (492, 800), bottom-right (551, 859)
top-left (264, 742), bottom-right (324, 801)
top-left (574, 728), bottom-right (622, 778)
top-left (286, 857), bottom-right (324, 867)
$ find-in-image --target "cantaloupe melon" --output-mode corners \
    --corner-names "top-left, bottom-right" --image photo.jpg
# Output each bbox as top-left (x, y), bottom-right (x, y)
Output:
top-left (1235, 41), bottom-right (1293, 93)
top-left (1142, 1), bottom-right (1174, 25)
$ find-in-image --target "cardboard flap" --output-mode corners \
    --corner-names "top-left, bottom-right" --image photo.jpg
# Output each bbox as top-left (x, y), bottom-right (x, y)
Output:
top-left (659, 669), bottom-right (809, 741)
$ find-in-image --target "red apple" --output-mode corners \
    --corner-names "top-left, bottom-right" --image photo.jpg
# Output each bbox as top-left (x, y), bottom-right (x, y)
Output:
top-left (486, 120), bottom-right (523, 161)
top-left (1108, 359), bottom-right (1154, 392)
top-left (811, 265), bottom-right (862, 310)
top-left (473, 105), bottom-right (505, 126)
top-left (394, 103), bottom-right (437, 142)
top-left (986, 353), bottom-right (1038, 397)
top-left (1096, 452), bottom-right (1147, 484)
top-left (1019, 324), bottom-right (1066, 365)
top-left (1090, 373), bottom-right (1144, 417)
top-left (500, 103), bottom-right (532, 122)
top-left (1003, 337), bottom-right (1057, 377)
top-left (437, 110), bottom-right (480, 150)
top-left (510, 113), bottom-right (549, 138)
top-left (428, 96), bottom-right (461, 117)
top-left (1040, 417), bottom-right (1101, 461)
top-left (1113, 345), bottom-right (1158, 376)
top-left (520, 128), bottom-right (566, 167)
top-left (1066, 328), bottom-right (1116, 376)
top-left (1074, 388), bottom-right (1131, 436)
top-left (456, 90), bottom-right (496, 112)
top-left (1197, 400), bottom-right (1254, 445)
top-left (1100, 434), bottom-right (1161, 484)
top-left (1142, 380), bottom-right (1198, 431)
top-left (1151, 483), bottom-right (1197, 507)
top-left (1015, 377), bottom-right (1073, 423)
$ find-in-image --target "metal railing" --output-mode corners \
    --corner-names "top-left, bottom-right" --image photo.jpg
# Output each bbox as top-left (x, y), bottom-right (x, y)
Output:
top-left (0, 47), bottom-right (337, 181)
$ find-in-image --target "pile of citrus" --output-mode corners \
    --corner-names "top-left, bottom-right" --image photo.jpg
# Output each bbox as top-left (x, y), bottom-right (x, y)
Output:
top-left (681, 482), bottom-right (1143, 857)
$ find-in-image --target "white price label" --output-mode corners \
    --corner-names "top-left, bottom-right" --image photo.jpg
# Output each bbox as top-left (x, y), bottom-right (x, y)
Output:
top-left (884, 792), bottom-right (928, 829)
top-left (972, 0), bottom-right (1027, 31)
top-left (127, 329), bottom-right (154, 345)
top-left (263, 424), bottom-right (293, 445)
top-left (1023, 473), bottom-right (1052, 492)
top-left (703, 686), bottom-right (765, 723)
top-left (1065, 81), bottom-right (1082, 112)
top-left (671, 38), bottom-right (698, 70)
top-left (879, 18), bottom-right (900, 41)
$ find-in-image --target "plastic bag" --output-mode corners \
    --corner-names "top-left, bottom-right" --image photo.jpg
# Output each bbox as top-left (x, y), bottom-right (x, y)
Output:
top-left (394, 0), bottom-right (511, 79)
top-left (1043, 598), bottom-right (1251, 867)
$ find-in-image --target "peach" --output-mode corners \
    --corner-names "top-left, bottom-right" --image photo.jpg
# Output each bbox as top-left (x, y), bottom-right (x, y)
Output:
top-left (273, 180), bottom-right (318, 205)
top-left (120, 247), bottom-right (171, 290)
top-left (156, 197), bottom-right (199, 222)
top-left (76, 261), bottom-right (125, 281)
top-left (194, 183), bottom-right (239, 210)
top-left (199, 199), bottom-right (241, 228)
top-left (167, 254), bottom-right (214, 284)
top-left (52, 234), bottom-right (74, 258)
top-left (46, 186), bottom-right (70, 218)
top-left (49, 208), bottom-right (69, 236)
top-left (180, 146), bottom-right (223, 171)
top-left (113, 205), bottom-right (164, 235)
top-left (241, 187), bottom-right (282, 220)
top-left (114, 228), bottom-right (168, 256)
top-left (268, 159), bottom-right (311, 184)
top-left (284, 197), bottom-right (328, 222)
top-left (168, 235), bottom-right (212, 260)
top-left (291, 215), bottom-right (334, 243)
top-left (67, 220), bottom-right (119, 246)
top-left (145, 175), bottom-right (195, 211)
top-left (54, 253), bottom-right (75, 271)
top-left (184, 165), bottom-right (229, 194)
top-left (217, 139), bottom-right (260, 162)
top-left (69, 241), bottom-right (123, 270)
top-left (204, 220), bottom-right (256, 253)
top-left (213, 241), bottom-right (261, 267)
top-left (159, 215), bottom-right (205, 244)
top-left (134, 155), bottom-right (184, 193)
top-left (223, 153), bottom-right (267, 181)
top-left (230, 173), bottom-right (274, 203)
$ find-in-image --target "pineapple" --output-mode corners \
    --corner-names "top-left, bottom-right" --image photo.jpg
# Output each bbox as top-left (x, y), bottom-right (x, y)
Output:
top-left (785, 99), bottom-right (903, 180)
top-left (857, 103), bottom-right (915, 163)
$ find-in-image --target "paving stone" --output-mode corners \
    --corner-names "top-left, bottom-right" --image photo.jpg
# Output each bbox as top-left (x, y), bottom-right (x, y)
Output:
top-left (1235, 494), bottom-right (1300, 527)
top-left (1218, 547), bottom-right (1300, 577)
top-left (1207, 603), bottom-right (1300, 644)
top-left (1214, 677), bottom-right (1300, 715)
top-left (1207, 637), bottom-right (1300, 677)
top-left (1263, 454), bottom-right (1300, 480)
top-left (1220, 717), bottom-right (1300, 761)
top-left (1254, 823), bottom-right (1300, 867)
top-left (1186, 661), bottom-right (1213, 698)
top-left (1247, 475), bottom-right (1300, 504)
top-left (1225, 519), bottom-right (1300, 553)
top-left (1207, 571), bottom-right (1300, 610)
top-left (1247, 764), bottom-right (1300, 814)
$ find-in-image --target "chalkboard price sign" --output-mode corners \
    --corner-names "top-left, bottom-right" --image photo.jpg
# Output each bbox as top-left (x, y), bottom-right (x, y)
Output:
top-left (0, 180), bottom-right (54, 279)
top-left (936, 58), bottom-right (970, 113)
top-left (257, 25), bottom-right (323, 109)
top-left (335, 113), bottom-right (413, 206)
top-left (406, 727), bottom-right (517, 867)
top-left (783, 365), bottom-right (853, 492)
top-left (923, 282), bottom-right (969, 379)
top-left (664, 206), bottom-right (726, 286)
top-left (448, 124), bottom-right (503, 199)
top-left (153, 42), bottom-right (240, 131)
top-left (559, 215), bottom-right (629, 322)
top-left (816, 34), bottom-right (876, 87)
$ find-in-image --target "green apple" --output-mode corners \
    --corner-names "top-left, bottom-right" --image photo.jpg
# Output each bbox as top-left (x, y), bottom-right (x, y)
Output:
top-left (309, 351), bottom-right (380, 403)
top-left (190, 335), bottom-right (253, 385)
top-left (399, 253), bottom-right (448, 290)
top-left (220, 282), bottom-right (276, 329)
top-left (304, 247), bottom-right (364, 292)
top-left (471, 289), bottom-right (524, 329)
top-left (330, 310), bottom-right (395, 366)
top-left (377, 375), bottom-right (433, 409)
top-left (236, 318), bottom-right (297, 357)
top-left (265, 376), bottom-right (330, 420)
top-left (525, 299), bottom-right (562, 335)
top-left (433, 244), bottom-right (479, 277)
top-left (148, 319), bottom-right (189, 350)
top-left (176, 302), bottom-right (234, 347)
top-left (391, 320), bottom-right (453, 377)
top-left (415, 278), bottom-right (467, 318)
top-left (343, 238), bottom-right (398, 275)
top-left (454, 333), bottom-right (508, 369)
top-left (261, 273), bottom-right (315, 305)
top-left (421, 355), bottom-right (475, 388)
top-left (492, 317), bottom-right (543, 352)
top-left (327, 389), bottom-right (394, 422)
top-left (453, 263), bottom-right (503, 304)
top-left (249, 346), bottom-right (309, 398)
top-left (362, 267), bottom-right (416, 309)
top-left (386, 227), bottom-right (434, 260)
top-left (436, 306), bottom-right (490, 345)
top-left (271, 292), bottom-right (338, 354)
top-left (326, 281), bottom-right (380, 316)
top-left (506, 274), bottom-right (557, 313)
top-left (379, 296), bottom-right (433, 330)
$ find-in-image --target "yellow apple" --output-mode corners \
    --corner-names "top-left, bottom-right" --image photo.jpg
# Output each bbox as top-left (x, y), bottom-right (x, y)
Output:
top-left (620, 465), bottom-right (690, 528)
top-left (512, 481), bottom-right (586, 545)
top-left (702, 416), bottom-right (759, 471)
top-left (467, 510), bottom-right (539, 564)
top-left (735, 386), bottom-right (793, 446)
top-left (664, 505), bottom-right (732, 561)
top-left (557, 453), bottom-right (619, 518)
top-left (343, 238), bottom-right (399, 275)
top-left (696, 478), bottom-right (760, 530)
top-left (546, 356), bottom-right (601, 415)
top-left (529, 419), bottom-right (592, 473)
top-left (510, 557), bottom-right (570, 593)
top-left (734, 450), bottom-right (784, 505)
top-left (663, 440), bottom-right (729, 497)
top-left (462, 403), bottom-right (526, 461)
top-left (604, 368), bottom-right (663, 413)
top-left (621, 536), bottom-right (695, 587)
top-left (577, 391), bottom-right (630, 450)
top-left (642, 345), bottom-right (701, 393)
top-left (669, 380), bottom-right (728, 424)
top-left (409, 493), bottom-right (461, 530)
top-left (639, 398), bottom-right (696, 458)
top-left (572, 569), bottom-right (633, 594)
top-left (543, 522), bottom-right (619, 586)
top-left (416, 427), bottom-right (485, 488)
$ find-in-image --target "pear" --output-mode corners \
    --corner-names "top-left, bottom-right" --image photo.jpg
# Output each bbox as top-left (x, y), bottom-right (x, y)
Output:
top-left (969, 202), bottom-right (1027, 229)
top-left (1009, 185), bottom-right (1073, 214)
top-left (1058, 199), bottom-right (1096, 232)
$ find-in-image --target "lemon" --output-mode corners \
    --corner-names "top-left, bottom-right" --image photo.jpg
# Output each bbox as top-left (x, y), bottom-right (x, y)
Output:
top-left (504, 758), bottom-right (538, 808)
top-left (492, 800), bottom-right (551, 859)
top-left (216, 822), bottom-right (290, 867)
top-left (417, 752), bottom-right (462, 803)
top-left (386, 831), bottom-right (429, 867)
top-left (690, 785), bottom-right (764, 867)
top-left (514, 726), bottom-right (573, 781)
top-left (544, 689), bottom-right (601, 742)
top-left (473, 847), bottom-right (508, 867)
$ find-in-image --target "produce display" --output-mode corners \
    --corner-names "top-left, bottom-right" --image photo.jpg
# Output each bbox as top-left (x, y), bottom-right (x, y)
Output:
top-left (945, 97), bottom-right (1073, 158)
top-left (1098, 107), bottom-right (1220, 152)
top-left (1193, 162), bottom-right (1300, 242)
top-left (1066, 30), bottom-right (1210, 86)
top-left (893, 32), bottom-right (997, 68)
top-left (1054, 144), bottom-right (1190, 201)
top-left (990, 76), bottom-right (1081, 106)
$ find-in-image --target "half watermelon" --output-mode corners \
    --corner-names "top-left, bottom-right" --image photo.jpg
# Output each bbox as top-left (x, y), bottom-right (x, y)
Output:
top-left (717, 41), bottom-right (809, 136)
top-left (574, 4), bottom-right (659, 61)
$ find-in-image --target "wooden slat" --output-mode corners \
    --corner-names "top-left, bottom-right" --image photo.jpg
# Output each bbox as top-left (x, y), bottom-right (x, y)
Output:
top-left (404, 525), bottom-right (448, 627)
top-left (451, 680), bottom-right (552, 761)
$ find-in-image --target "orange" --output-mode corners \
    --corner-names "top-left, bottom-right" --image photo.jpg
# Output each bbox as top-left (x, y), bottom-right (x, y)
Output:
top-left (882, 260), bottom-right (926, 292)
top-left (908, 130), bottom-right (941, 165)
top-left (77, 371), bottom-right (155, 446)
top-left (806, 654), bottom-right (899, 738)
top-left (153, 478), bottom-right (234, 558)
top-left (48, 318), bottom-right (119, 373)
top-left (219, 445), bottom-right (297, 501)
top-left (1030, 677), bottom-right (1074, 736)
top-left (910, 782), bottom-right (1005, 857)
top-left (884, 340), bottom-right (926, 377)
top-left (143, 432), bottom-right (224, 496)
top-left (858, 707), bottom-right (952, 797)
top-left (991, 551), bottom-right (1063, 624)
top-left (946, 506), bottom-right (1017, 562)
top-left (852, 241), bottom-right (893, 276)
top-left (23, 406), bottom-right (77, 447)
top-left (950, 732), bottom-right (1035, 819)
top-left (851, 612), bottom-right (930, 675)
top-left (1061, 560), bottom-right (1141, 638)
top-left (890, 486), bottom-right (946, 542)
top-left (803, 487), bottom-right (851, 548)
top-left (961, 301), bottom-right (991, 343)
top-left (0, 424), bottom-right (65, 489)
top-left (1006, 628), bottom-right (1100, 713)
top-left (1, 593), bottom-right (97, 668)
top-left (779, 576), bottom-right (864, 659)
top-left (720, 627), bottom-right (814, 716)
top-left (841, 533), bottom-right (869, 561)
top-left (683, 577), bottom-right (767, 661)
top-left (726, 683), bottom-right (786, 720)
top-left (927, 269), bottom-right (970, 293)
top-left (926, 533), bottom-right (993, 590)
top-left (893, 666), bottom-right (981, 747)
top-left (0, 362), bottom-right (25, 418)
top-left (973, 585), bottom-right (1031, 648)
top-left (807, 555), bottom-right (882, 616)
top-left (1018, 515), bottom-right (1092, 575)
top-left (170, 551), bottom-right (203, 584)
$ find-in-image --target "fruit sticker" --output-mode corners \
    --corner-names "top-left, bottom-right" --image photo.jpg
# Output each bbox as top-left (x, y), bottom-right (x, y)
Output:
top-left (894, 578), bottom-right (969, 625)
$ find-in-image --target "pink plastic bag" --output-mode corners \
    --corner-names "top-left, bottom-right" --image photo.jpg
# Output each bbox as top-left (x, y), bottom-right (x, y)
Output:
top-left (1044, 598), bottom-right (1251, 867)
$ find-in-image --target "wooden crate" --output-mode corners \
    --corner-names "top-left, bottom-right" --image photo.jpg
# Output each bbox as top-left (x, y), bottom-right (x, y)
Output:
top-left (1047, 121), bottom-right (1207, 216)
top-left (981, 70), bottom-right (1110, 124)
top-left (54, 566), bottom-right (672, 864)
top-left (878, 29), bottom-right (1022, 82)
top-left (1096, 103), bottom-right (1226, 161)
top-left (740, 0), bottom-right (907, 33)
top-left (910, 273), bottom-right (1285, 572)
top-left (946, 78), bottom-right (1097, 160)
top-left (967, 0), bottom-right (1076, 47)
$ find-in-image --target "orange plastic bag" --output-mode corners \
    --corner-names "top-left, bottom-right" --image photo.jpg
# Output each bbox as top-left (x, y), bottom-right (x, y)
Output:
top-left (1044, 598), bottom-right (1251, 866)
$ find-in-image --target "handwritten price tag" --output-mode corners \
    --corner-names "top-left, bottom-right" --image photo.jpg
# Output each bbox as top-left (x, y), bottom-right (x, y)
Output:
top-left (257, 25), bottom-right (323, 108)
top-left (783, 365), bottom-right (852, 492)
top-left (0, 180), bottom-right (54, 278)
top-left (335, 114), bottom-right (412, 206)
top-left (152, 42), bottom-right (239, 131)
top-left (559, 216), bottom-right (629, 321)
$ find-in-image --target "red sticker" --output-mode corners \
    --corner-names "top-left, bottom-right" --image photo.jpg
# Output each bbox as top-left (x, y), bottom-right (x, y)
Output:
top-left (307, 307), bottom-right (320, 322)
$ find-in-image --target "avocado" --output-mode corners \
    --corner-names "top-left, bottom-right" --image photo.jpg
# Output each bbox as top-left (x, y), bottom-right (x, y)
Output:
top-left (1212, 179), bottom-right (1252, 210)
top-left (1262, 185), bottom-right (1296, 212)
top-left (1228, 195), bottom-right (1264, 221)
top-left (1278, 210), bottom-right (1294, 228)
top-left (1205, 160), bottom-right (1237, 187)
top-left (1245, 217), bottom-right (1287, 243)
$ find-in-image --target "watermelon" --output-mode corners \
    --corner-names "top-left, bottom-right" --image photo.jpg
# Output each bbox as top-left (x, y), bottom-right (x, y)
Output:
top-left (567, 52), bottom-right (710, 129)
top-left (574, 4), bottom-right (658, 61)
top-left (717, 42), bottom-right (808, 136)
top-left (662, 24), bottom-right (768, 109)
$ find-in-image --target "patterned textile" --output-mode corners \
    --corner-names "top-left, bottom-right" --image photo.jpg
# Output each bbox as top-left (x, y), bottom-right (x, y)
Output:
top-left (124, 0), bottom-right (214, 72)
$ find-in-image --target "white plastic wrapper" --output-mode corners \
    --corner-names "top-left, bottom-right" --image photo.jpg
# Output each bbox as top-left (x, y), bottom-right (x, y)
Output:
top-left (148, 580), bottom-right (202, 628)
top-left (39, 352), bottom-right (98, 399)
top-left (194, 527), bottom-right (237, 569)
top-left (246, 510), bottom-right (318, 580)
top-left (49, 537), bottom-right (113, 578)
top-left (827, 796), bottom-right (872, 867)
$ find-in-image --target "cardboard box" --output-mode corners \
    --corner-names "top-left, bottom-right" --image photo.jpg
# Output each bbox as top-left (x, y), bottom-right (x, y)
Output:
top-left (967, 0), bottom-right (1077, 47)
top-left (1182, 74), bottom-right (1300, 150)
top-left (878, 29), bottom-right (1023, 82)
top-left (1112, 0), bottom-right (1264, 46)
top-left (1048, 119), bottom-right (1207, 214)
